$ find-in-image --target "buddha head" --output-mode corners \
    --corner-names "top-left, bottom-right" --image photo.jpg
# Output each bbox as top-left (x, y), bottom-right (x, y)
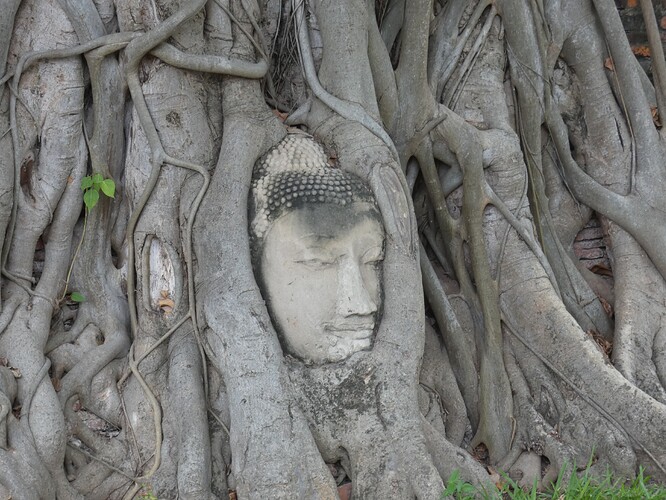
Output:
top-left (249, 135), bottom-right (384, 365)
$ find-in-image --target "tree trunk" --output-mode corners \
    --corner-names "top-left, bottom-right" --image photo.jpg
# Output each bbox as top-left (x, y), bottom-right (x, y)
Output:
top-left (1, 0), bottom-right (666, 497)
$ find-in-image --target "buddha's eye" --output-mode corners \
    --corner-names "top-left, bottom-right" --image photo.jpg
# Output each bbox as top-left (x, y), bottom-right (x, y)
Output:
top-left (295, 258), bottom-right (336, 269)
top-left (363, 258), bottom-right (383, 269)
top-left (362, 247), bottom-right (384, 267)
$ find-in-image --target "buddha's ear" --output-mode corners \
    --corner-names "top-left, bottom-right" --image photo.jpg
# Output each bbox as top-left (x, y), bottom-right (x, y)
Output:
top-left (307, 119), bottom-right (416, 253)
top-left (369, 163), bottom-right (414, 254)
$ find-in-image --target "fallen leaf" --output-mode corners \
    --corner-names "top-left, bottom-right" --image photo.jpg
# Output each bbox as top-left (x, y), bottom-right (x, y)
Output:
top-left (272, 109), bottom-right (289, 122)
top-left (631, 45), bottom-right (651, 58)
top-left (589, 263), bottom-right (613, 277)
top-left (9, 367), bottom-right (21, 379)
top-left (604, 57), bottom-right (615, 71)
top-left (472, 443), bottom-right (489, 464)
top-left (588, 329), bottom-right (613, 358)
top-left (228, 491), bottom-right (237, 500)
top-left (599, 296), bottom-right (614, 317)
top-left (487, 465), bottom-right (502, 487)
top-left (52, 377), bottom-right (61, 392)
top-left (158, 297), bottom-right (175, 314)
top-left (652, 106), bottom-right (662, 128)
top-left (338, 483), bottom-right (352, 500)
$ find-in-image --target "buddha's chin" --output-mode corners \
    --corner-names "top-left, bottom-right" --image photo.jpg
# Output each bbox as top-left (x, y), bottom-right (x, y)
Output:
top-left (287, 332), bottom-right (374, 364)
top-left (322, 335), bottom-right (373, 363)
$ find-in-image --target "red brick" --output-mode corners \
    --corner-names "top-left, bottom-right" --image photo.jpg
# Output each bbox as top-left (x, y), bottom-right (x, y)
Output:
top-left (576, 248), bottom-right (604, 260)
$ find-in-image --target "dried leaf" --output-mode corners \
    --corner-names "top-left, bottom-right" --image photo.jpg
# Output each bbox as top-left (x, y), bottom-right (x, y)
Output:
top-left (589, 263), bottom-right (613, 277)
top-left (272, 109), bottom-right (289, 122)
top-left (472, 443), bottom-right (489, 463)
top-left (597, 338), bottom-right (613, 357)
top-left (588, 330), bottom-right (613, 358)
top-left (487, 465), bottom-right (502, 487)
top-left (337, 483), bottom-right (352, 500)
top-left (652, 106), bottom-right (662, 128)
top-left (604, 57), bottom-right (614, 71)
top-left (228, 492), bottom-right (237, 500)
top-left (599, 296), bottom-right (614, 317)
top-left (158, 297), bottom-right (175, 314)
top-left (631, 45), bottom-right (651, 58)
top-left (52, 377), bottom-right (61, 392)
top-left (9, 367), bottom-right (21, 379)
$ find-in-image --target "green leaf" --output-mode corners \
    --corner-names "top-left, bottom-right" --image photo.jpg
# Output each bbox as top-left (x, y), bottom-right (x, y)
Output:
top-left (83, 188), bottom-right (99, 210)
top-left (91, 173), bottom-right (104, 186)
top-left (70, 292), bottom-right (85, 302)
top-left (100, 178), bottom-right (115, 198)
top-left (80, 176), bottom-right (93, 190)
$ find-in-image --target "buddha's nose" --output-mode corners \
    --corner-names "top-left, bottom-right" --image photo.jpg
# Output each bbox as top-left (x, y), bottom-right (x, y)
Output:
top-left (336, 258), bottom-right (377, 317)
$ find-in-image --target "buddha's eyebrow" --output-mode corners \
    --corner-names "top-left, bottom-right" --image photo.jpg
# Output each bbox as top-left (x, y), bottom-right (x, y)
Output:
top-left (362, 245), bottom-right (384, 259)
top-left (298, 233), bottom-right (335, 243)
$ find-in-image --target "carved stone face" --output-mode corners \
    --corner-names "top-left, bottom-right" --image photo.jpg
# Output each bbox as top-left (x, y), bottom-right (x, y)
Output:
top-left (259, 202), bottom-right (384, 364)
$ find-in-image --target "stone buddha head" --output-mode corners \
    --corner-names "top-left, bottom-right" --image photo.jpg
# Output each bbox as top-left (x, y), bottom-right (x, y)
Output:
top-left (249, 135), bottom-right (384, 365)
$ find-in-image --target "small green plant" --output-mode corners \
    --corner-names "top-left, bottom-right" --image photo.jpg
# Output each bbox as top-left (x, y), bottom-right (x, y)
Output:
top-left (441, 466), bottom-right (666, 499)
top-left (80, 173), bottom-right (115, 210)
top-left (547, 465), bottom-right (666, 500)
top-left (137, 483), bottom-right (158, 500)
top-left (59, 173), bottom-right (116, 303)
top-left (442, 470), bottom-right (479, 499)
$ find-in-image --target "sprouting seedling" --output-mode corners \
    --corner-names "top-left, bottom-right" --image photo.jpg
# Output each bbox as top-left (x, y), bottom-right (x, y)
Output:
top-left (81, 173), bottom-right (115, 210)
top-left (60, 174), bottom-right (117, 304)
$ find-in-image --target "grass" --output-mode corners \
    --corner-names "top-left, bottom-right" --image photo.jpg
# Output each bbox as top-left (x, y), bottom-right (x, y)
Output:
top-left (137, 484), bottom-right (158, 500)
top-left (442, 466), bottom-right (666, 499)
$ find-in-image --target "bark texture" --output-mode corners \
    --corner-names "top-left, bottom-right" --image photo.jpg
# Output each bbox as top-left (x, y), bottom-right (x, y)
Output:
top-left (1, 0), bottom-right (666, 498)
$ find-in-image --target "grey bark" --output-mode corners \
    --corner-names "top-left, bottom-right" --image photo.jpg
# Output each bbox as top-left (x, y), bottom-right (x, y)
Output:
top-left (1, 0), bottom-right (666, 498)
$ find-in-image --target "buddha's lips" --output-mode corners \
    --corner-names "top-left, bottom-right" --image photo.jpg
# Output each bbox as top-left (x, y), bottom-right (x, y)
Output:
top-left (325, 323), bottom-right (374, 340)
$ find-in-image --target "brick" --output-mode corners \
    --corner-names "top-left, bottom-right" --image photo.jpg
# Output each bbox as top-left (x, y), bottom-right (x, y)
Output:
top-left (575, 238), bottom-right (605, 250)
top-left (576, 247), bottom-right (605, 260)
top-left (575, 226), bottom-right (604, 242)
